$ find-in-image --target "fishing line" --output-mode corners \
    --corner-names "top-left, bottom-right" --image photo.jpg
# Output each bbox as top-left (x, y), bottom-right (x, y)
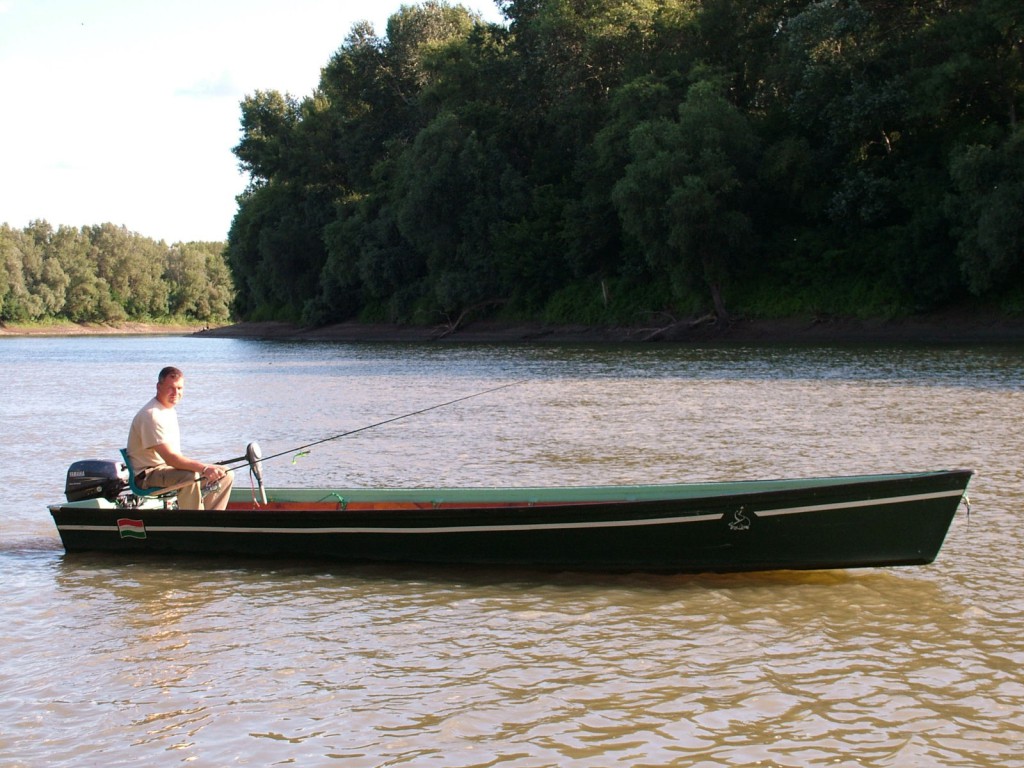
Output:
top-left (220, 379), bottom-right (525, 470)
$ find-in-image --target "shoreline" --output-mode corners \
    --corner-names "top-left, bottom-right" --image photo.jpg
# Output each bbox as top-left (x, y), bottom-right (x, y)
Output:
top-left (4, 311), bottom-right (1024, 344)
top-left (0, 321), bottom-right (209, 337)
top-left (196, 310), bottom-right (1024, 344)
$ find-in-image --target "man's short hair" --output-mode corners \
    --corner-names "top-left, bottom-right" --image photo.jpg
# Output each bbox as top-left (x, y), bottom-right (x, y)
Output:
top-left (158, 366), bottom-right (184, 382)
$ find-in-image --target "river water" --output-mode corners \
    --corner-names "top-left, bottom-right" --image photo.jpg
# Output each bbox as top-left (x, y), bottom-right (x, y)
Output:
top-left (1, 336), bottom-right (1022, 767)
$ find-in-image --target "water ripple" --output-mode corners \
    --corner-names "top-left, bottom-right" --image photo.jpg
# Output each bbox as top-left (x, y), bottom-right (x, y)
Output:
top-left (2, 339), bottom-right (1023, 766)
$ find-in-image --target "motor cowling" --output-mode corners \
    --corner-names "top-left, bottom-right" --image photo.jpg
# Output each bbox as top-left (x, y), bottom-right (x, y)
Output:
top-left (65, 459), bottom-right (128, 502)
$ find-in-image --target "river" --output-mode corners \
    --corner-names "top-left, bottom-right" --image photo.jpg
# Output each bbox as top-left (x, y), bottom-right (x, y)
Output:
top-left (1, 336), bottom-right (1021, 767)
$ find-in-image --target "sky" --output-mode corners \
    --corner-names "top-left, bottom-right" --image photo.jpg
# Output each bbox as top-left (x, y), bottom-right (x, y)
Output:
top-left (0, 0), bottom-right (504, 243)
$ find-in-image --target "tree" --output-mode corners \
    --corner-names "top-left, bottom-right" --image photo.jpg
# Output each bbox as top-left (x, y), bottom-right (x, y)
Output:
top-left (167, 242), bottom-right (235, 320)
top-left (21, 220), bottom-right (69, 317)
top-left (614, 73), bottom-right (760, 318)
top-left (87, 224), bottom-right (168, 317)
top-left (234, 90), bottom-right (304, 187)
top-left (565, 74), bottom-right (681, 282)
top-left (223, 0), bottom-right (1024, 327)
top-left (227, 182), bottom-right (330, 321)
top-left (44, 225), bottom-right (110, 322)
top-left (949, 126), bottom-right (1024, 294)
top-left (0, 226), bottom-right (45, 320)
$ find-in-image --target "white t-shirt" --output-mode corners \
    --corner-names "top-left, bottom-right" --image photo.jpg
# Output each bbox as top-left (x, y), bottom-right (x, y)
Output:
top-left (127, 397), bottom-right (181, 471)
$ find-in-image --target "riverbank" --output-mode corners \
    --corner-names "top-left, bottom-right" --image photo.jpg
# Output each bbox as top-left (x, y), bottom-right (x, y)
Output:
top-left (5, 310), bottom-right (1023, 343)
top-left (0, 321), bottom-right (211, 337)
top-left (198, 310), bottom-right (1024, 344)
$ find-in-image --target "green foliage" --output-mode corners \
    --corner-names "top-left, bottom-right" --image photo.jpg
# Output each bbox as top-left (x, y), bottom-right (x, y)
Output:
top-left (225, 0), bottom-right (1024, 329)
top-left (0, 221), bottom-right (233, 325)
top-left (542, 276), bottom-right (675, 325)
top-left (949, 125), bottom-right (1024, 294)
top-left (613, 71), bottom-right (760, 318)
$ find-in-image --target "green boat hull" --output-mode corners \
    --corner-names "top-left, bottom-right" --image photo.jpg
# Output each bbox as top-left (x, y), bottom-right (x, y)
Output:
top-left (49, 470), bottom-right (973, 573)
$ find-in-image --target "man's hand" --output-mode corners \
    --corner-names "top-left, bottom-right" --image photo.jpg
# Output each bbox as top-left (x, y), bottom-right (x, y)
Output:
top-left (201, 464), bottom-right (227, 482)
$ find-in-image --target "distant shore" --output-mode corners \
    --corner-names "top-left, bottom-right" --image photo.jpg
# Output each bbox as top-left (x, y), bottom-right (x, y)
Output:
top-left (0, 321), bottom-right (209, 337)
top-left (5, 310), bottom-right (1024, 344)
top-left (201, 309), bottom-right (1024, 344)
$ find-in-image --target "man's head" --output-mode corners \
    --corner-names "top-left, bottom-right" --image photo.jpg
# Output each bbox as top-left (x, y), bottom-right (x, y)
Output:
top-left (155, 366), bottom-right (185, 408)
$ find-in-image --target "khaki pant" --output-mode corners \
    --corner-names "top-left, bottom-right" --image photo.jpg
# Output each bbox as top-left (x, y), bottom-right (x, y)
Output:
top-left (138, 466), bottom-right (234, 510)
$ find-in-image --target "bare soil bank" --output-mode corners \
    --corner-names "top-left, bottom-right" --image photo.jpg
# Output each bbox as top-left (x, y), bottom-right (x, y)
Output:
top-left (198, 310), bottom-right (1024, 345)
top-left (0, 321), bottom-right (208, 337)
top-left (5, 310), bottom-right (1022, 344)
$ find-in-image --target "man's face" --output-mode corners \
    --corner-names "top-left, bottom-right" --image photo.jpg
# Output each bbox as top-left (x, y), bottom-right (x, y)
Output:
top-left (156, 374), bottom-right (185, 408)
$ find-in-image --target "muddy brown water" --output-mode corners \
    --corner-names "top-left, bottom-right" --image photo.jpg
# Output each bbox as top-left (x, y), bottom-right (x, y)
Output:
top-left (2, 336), bottom-right (1021, 767)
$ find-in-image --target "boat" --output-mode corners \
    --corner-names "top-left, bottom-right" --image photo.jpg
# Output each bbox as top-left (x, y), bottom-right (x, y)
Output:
top-left (48, 451), bottom-right (973, 573)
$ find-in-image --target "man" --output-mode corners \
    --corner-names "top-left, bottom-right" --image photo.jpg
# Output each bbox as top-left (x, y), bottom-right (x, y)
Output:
top-left (127, 366), bottom-right (233, 510)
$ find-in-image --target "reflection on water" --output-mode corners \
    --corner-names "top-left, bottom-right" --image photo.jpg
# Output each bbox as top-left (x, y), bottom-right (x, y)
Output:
top-left (1, 337), bottom-right (1022, 766)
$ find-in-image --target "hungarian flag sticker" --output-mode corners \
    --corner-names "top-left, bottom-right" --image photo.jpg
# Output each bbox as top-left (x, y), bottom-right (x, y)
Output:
top-left (117, 518), bottom-right (147, 539)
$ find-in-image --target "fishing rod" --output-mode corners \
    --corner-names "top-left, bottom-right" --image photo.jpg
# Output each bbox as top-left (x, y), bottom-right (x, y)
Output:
top-left (218, 379), bottom-right (525, 471)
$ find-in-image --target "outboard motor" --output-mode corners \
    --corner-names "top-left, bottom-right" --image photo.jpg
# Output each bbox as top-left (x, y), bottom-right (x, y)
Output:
top-left (65, 459), bottom-right (128, 502)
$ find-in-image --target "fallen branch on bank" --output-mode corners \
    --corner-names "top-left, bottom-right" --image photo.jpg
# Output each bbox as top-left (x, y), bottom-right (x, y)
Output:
top-left (639, 312), bottom-right (719, 341)
top-left (433, 299), bottom-right (509, 339)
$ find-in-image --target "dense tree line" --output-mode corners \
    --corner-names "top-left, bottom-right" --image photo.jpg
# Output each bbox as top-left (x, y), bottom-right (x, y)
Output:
top-left (0, 221), bottom-right (233, 324)
top-left (228, 0), bottom-right (1024, 327)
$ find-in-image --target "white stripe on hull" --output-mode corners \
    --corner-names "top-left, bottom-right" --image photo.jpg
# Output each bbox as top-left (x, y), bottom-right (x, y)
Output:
top-left (56, 488), bottom-right (964, 536)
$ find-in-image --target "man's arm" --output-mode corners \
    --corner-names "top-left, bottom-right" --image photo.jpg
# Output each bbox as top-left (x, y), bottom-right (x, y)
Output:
top-left (153, 443), bottom-right (227, 482)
